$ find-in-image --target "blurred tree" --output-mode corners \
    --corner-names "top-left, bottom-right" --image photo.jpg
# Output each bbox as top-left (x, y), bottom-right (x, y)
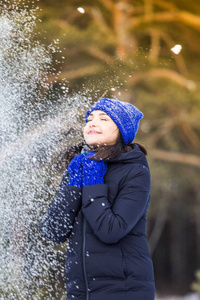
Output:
top-left (33, 0), bottom-right (200, 160)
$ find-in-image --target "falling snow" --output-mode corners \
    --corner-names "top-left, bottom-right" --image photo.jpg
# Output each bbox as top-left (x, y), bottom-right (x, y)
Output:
top-left (77, 7), bottom-right (85, 14)
top-left (170, 44), bottom-right (182, 55)
top-left (0, 5), bottom-right (91, 299)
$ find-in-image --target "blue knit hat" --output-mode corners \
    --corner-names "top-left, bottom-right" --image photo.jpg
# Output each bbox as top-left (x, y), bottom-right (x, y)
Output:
top-left (85, 98), bottom-right (143, 145)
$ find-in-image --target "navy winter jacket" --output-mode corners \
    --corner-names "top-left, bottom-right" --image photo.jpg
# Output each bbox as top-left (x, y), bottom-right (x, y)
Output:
top-left (41, 144), bottom-right (155, 300)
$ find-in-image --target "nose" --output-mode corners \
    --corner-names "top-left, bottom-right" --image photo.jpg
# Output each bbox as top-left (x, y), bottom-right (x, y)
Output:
top-left (88, 118), bottom-right (97, 127)
top-left (89, 122), bottom-right (96, 128)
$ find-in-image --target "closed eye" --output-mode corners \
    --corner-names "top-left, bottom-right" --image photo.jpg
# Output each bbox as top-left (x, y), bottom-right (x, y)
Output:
top-left (87, 118), bottom-right (108, 122)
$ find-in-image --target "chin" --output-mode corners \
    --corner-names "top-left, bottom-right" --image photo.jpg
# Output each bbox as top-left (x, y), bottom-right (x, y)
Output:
top-left (85, 137), bottom-right (103, 146)
top-left (87, 141), bottom-right (102, 147)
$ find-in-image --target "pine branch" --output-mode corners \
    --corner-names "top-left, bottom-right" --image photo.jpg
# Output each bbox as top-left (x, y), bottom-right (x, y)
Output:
top-left (128, 68), bottom-right (196, 90)
top-left (131, 10), bottom-right (200, 30)
top-left (149, 148), bottom-right (200, 168)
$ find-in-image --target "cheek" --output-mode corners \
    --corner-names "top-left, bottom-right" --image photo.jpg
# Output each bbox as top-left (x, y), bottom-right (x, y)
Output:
top-left (103, 125), bottom-right (119, 143)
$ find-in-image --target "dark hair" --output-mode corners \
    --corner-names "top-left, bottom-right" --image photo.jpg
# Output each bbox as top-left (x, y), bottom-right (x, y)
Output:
top-left (64, 133), bottom-right (147, 167)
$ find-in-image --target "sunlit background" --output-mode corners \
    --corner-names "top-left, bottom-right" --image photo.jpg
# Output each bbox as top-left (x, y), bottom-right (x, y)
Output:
top-left (0, 0), bottom-right (200, 299)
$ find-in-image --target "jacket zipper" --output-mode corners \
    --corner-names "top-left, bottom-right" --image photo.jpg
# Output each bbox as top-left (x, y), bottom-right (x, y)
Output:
top-left (120, 243), bottom-right (127, 277)
top-left (83, 216), bottom-right (89, 300)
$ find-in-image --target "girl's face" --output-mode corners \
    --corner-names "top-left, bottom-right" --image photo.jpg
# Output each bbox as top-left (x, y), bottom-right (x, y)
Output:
top-left (84, 110), bottom-right (119, 146)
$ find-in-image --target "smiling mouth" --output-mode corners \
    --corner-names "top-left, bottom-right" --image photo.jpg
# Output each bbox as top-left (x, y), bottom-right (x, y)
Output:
top-left (88, 130), bottom-right (101, 135)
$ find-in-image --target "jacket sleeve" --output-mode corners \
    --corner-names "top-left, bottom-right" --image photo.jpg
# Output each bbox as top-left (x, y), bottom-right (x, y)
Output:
top-left (40, 170), bottom-right (82, 244)
top-left (82, 164), bottom-right (150, 244)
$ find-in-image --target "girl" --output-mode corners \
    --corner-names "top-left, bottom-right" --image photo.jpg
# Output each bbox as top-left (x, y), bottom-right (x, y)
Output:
top-left (41, 98), bottom-right (155, 300)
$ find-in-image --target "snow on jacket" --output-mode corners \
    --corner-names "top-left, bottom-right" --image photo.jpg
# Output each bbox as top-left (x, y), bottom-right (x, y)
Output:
top-left (40, 144), bottom-right (155, 300)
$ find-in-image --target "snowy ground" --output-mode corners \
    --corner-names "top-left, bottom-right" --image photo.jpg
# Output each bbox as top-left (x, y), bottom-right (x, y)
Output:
top-left (156, 293), bottom-right (200, 300)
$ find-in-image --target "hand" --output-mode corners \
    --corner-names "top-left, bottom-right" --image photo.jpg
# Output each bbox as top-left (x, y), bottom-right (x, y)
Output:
top-left (67, 154), bottom-right (83, 187)
top-left (82, 152), bottom-right (107, 186)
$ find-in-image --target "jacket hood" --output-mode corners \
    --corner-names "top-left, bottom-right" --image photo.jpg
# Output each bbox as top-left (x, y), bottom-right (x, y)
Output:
top-left (106, 144), bottom-right (149, 168)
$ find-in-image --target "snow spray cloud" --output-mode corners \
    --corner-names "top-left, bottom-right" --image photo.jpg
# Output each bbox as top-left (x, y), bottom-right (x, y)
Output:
top-left (0, 4), bottom-right (91, 299)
